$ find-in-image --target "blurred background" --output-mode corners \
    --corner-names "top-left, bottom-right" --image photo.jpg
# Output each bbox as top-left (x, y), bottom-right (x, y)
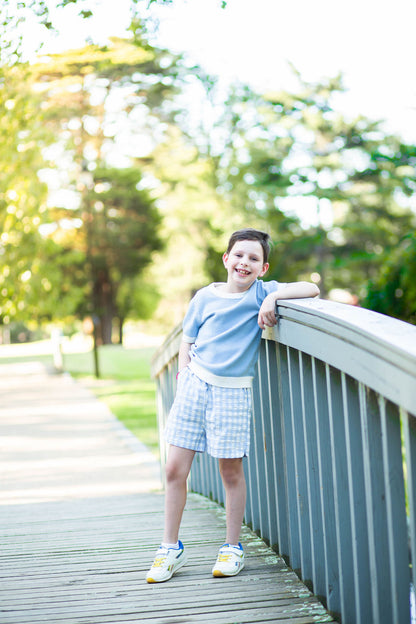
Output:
top-left (1, 0), bottom-right (415, 350)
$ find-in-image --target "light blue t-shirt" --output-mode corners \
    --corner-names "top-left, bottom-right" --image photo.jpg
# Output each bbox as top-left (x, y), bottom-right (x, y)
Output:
top-left (182, 279), bottom-right (282, 387)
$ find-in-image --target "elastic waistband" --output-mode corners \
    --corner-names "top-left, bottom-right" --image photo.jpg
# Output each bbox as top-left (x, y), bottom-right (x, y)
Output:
top-left (189, 362), bottom-right (253, 388)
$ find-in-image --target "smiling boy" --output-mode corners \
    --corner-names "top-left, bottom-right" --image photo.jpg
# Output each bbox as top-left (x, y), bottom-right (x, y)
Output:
top-left (146, 228), bottom-right (319, 583)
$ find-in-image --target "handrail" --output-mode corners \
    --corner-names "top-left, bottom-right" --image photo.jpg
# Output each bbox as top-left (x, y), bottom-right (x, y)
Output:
top-left (151, 299), bottom-right (416, 624)
top-left (268, 298), bottom-right (416, 413)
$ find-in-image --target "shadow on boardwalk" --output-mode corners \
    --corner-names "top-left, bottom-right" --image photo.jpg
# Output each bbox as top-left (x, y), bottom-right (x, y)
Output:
top-left (0, 362), bottom-right (333, 624)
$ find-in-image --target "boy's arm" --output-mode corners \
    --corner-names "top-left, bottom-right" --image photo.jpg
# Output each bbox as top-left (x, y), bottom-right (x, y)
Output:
top-left (178, 340), bottom-right (192, 372)
top-left (258, 281), bottom-right (320, 329)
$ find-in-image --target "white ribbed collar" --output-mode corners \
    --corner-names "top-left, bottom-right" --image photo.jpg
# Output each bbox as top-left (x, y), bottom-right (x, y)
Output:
top-left (208, 281), bottom-right (254, 299)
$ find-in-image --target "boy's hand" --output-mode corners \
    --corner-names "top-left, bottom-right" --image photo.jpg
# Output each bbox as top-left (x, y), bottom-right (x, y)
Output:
top-left (258, 294), bottom-right (278, 329)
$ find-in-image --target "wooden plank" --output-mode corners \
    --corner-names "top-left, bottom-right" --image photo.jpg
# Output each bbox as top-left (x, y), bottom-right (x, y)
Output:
top-left (0, 362), bottom-right (333, 624)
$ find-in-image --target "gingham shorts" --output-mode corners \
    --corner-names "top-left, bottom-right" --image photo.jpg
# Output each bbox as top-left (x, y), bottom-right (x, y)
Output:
top-left (164, 367), bottom-right (252, 458)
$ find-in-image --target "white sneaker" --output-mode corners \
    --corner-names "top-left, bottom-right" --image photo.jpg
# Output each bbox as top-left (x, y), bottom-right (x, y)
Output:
top-left (146, 541), bottom-right (187, 583)
top-left (212, 543), bottom-right (244, 577)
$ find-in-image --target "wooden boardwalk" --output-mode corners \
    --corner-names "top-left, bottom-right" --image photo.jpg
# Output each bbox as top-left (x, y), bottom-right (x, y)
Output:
top-left (0, 361), bottom-right (333, 624)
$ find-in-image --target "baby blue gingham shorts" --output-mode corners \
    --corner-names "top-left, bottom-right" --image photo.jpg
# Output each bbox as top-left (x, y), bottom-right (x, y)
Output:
top-left (164, 367), bottom-right (252, 458)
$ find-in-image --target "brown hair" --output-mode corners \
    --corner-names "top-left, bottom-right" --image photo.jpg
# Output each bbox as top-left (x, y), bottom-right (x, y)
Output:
top-left (226, 228), bottom-right (271, 263)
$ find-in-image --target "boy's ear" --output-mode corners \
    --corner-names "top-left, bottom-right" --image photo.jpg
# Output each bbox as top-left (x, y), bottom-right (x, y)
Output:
top-left (260, 262), bottom-right (269, 277)
top-left (222, 252), bottom-right (229, 266)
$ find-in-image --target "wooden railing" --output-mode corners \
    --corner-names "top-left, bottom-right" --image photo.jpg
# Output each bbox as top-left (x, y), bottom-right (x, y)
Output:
top-left (151, 298), bottom-right (416, 624)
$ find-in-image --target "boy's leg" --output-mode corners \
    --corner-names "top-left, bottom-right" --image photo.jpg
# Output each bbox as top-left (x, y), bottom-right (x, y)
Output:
top-left (218, 457), bottom-right (246, 545)
top-left (146, 445), bottom-right (195, 583)
top-left (212, 457), bottom-right (246, 577)
top-left (163, 444), bottom-right (196, 543)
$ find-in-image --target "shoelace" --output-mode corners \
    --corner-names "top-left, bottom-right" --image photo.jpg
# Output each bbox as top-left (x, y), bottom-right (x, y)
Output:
top-left (218, 550), bottom-right (242, 562)
top-left (151, 553), bottom-right (168, 568)
top-left (217, 553), bottom-right (232, 562)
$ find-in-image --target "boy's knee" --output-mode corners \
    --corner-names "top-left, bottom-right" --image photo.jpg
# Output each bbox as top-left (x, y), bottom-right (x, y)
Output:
top-left (219, 458), bottom-right (244, 485)
top-left (165, 446), bottom-right (195, 485)
top-left (165, 462), bottom-right (181, 484)
top-left (165, 458), bottom-right (189, 485)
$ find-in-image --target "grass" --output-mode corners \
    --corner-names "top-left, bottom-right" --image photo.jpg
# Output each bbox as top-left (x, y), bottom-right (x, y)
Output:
top-left (90, 378), bottom-right (158, 452)
top-left (0, 342), bottom-right (160, 456)
top-left (65, 345), bottom-right (159, 455)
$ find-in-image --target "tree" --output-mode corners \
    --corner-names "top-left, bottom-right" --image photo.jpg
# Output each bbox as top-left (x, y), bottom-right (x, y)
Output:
top-left (364, 232), bottom-right (416, 325)
top-left (205, 83), bottom-right (305, 285)
top-left (82, 165), bottom-right (163, 343)
top-left (137, 126), bottom-right (236, 327)
top-left (192, 72), bottom-right (416, 300)
top-left (148, 77), bottom-right (304, 291)
top-left (116, 273), bottom-right (159, 343)
top-left (31, 166), bottom-right (163, 344)
top-left (261, 73), bottom-right (416, 296)
top-left (0, 0), bottom-right (94, 65)
top-left (0, 62), bottom-right (53, 333)
top-left (25, 34), bottom-right (185, 341)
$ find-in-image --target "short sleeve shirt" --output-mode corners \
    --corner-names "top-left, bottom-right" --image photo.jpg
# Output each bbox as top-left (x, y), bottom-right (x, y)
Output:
top-left (182, 279), bottom-right (283, 387)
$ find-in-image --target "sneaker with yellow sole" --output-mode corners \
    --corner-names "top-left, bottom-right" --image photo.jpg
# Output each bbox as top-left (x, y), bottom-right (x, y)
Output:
top-left (212, 543), bottom-right (244, 577)
top-left (146, 541), bottom-right (187, 583)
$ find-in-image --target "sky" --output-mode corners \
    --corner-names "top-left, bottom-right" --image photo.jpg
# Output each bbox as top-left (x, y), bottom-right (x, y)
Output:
top-left (151, 0), bottom-right (416, 139)
top-left (36, 0), bottom-right (416, 142)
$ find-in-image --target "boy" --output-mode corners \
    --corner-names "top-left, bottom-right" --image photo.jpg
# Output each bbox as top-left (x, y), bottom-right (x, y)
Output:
top-left (146, 228), bottom-right (319, 583)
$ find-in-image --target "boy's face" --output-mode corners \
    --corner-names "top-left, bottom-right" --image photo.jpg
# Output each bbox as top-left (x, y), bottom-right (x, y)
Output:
top-left (222, 239), bottom-right (269, 292)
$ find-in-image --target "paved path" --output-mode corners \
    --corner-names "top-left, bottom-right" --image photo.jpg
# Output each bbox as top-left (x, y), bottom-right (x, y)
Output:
top-left (0, 361), bottom-right (333, 623)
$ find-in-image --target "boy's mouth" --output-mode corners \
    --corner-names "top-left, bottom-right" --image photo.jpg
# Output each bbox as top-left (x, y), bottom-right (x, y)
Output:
top-left (236, 268), bottom-right (250, 276)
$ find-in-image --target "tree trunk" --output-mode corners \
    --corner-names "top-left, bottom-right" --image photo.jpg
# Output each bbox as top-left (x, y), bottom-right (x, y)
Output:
top-left (118, 317), bottom-right (124, 345)
top-left (92, 318), bottom-right (100, 378)
top-left (93, 269), bottom-right (114, 345)
top-left (100, 311), bottom-right (113, 345)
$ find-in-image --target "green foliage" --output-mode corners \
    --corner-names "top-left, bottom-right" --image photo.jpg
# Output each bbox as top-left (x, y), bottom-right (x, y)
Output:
top-left (82, 165), bottom-right (163, 340)
top-left (2, 10), bottom-right (416, 333)
top-left (16, 237), bottom-right (88, 323)
top-left (16, 35), bottom-right (182, 339)
top-left (263, 75), bottom-right (416, 295)
top-left (0, 63), bottom-right (53, 324)
top-left (191, 73), bottom-right (416, 302)
top-left (42, 165), bottom-right (163, 341)
top-left (0, 0), bottom-right (94, 64)
top-left (117, 276), bottom-right (160, 323)
top-left (364, 233), bottom-right (416, 324)
top-left (0, 29), bottom-right (186, 335)
top-left (84, 165), bottom-right (163, 276)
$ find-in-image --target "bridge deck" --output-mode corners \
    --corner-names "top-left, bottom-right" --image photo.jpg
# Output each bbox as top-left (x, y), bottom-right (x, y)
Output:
top-left (0, 361), bottom-right (333, 624)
